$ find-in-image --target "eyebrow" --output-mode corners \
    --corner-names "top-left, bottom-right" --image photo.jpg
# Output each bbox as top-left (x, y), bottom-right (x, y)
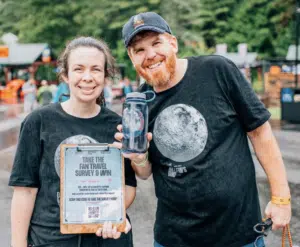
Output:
top-left (72, 64), bottom-right (103, 68)
top-left (133, 36), bottom-right (162, 51)
top-left (153, 36), bottom-right (162, 42)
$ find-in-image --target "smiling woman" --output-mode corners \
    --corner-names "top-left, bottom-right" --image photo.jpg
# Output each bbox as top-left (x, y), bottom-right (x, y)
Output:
top-left (57, 37), bottom-right (117, 118)
top-left (9, 37), bottom-right (137, 247)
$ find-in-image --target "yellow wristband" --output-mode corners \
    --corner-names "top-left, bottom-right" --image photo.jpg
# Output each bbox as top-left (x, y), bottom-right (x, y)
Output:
top-left (132, 152), bottom-right (148, 167)
top-left (271, 196), bottom-right (291, 205)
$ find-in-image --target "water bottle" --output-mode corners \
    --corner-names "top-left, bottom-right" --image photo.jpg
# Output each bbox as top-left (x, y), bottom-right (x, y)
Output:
top-left (122, 92), bottom-right (149, 153)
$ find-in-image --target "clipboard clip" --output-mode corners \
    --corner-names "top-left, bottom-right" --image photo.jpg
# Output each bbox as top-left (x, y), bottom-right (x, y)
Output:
top-left (76, 143), bottom-right (110, 152)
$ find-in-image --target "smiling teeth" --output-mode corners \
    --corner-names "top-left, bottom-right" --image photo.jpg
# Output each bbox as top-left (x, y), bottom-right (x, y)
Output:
top-left (148, 62), bottom-right (162, 69)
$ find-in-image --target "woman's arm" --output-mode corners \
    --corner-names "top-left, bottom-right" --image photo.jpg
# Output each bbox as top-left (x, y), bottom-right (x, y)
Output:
top-left (125, 185), bottom-right (136, 209)
top-left (11, 187), bottom-right (38, 247)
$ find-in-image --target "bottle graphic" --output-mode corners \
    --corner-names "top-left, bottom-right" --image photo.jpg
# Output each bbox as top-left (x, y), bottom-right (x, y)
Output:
top-left (122, 92), bottom-right (148, 153)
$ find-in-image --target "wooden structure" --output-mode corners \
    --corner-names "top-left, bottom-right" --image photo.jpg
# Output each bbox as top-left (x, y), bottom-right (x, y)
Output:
top-left (264, 65), bottom-right (300, 106)
top-left (0, 43), bottom-right (56, 103)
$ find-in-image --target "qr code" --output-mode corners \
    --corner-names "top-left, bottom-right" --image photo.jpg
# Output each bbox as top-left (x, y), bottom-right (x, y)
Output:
top-left (87, 206), bottom-right (100, 219)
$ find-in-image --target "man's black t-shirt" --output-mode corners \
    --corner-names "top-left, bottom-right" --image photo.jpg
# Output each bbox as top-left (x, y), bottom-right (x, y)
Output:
top-left (9, 103), bottom-right (136, 245)
top-left (140, 55), bottom-right (271, 247)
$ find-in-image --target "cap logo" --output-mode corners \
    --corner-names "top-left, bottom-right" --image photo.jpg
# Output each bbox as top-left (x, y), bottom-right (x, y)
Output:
top-left (133, 15), bottom-right (144, 29)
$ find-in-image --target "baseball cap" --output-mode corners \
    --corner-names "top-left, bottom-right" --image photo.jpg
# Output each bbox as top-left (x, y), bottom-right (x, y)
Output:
top-left (122, 12), bottom-right (172, 48)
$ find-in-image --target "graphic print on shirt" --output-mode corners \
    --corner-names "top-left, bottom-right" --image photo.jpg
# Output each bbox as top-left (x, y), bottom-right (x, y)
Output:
top-left (54, 135), bottom-right (98, 205)
top-left (153, 104), bottom-right (208, 177)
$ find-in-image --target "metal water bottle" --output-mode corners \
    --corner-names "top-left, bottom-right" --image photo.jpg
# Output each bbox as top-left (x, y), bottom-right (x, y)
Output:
top-left (122, 92), bottom-right (148, 153)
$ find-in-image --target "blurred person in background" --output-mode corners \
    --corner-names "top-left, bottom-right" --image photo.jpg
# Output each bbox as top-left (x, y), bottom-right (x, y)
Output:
top-left (115, 12), bottom-right (291, 247)
top-left (9, 37), bottom-right (136, 247)
top-left (49, 83), bottom-right (58, 99)
top-left (122, 77), bottom-right (133, 100)
top-left (37, 80), bottom-right (53, 106)
top-left (52, 80), bottom-right (69, 103)
top-left (22, 78), bottom-right (37, 113)
top-left (104, 78), bottom-right (114, 109)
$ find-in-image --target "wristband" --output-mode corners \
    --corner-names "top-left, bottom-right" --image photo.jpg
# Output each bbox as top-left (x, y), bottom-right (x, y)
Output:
top-left (132, 152), bottom-right (148, 167)
top-left (271, 196), bottom-right (291, 205)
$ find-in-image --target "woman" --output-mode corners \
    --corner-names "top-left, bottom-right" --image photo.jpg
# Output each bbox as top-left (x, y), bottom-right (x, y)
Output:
top-left (9, 37), bottom-right (136, 247)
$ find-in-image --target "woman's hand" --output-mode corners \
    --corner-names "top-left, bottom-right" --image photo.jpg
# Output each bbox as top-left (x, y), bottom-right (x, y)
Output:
top-left (95, 219), bottom-right (132, 239)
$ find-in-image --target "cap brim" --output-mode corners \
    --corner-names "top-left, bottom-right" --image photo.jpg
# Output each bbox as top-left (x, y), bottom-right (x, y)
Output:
top-left (125, 26), bottom-right (166, 47)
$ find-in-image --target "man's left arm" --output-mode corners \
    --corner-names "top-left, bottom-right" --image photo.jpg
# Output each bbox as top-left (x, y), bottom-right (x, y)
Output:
top-left (247, 121), bottom-right (291, 230)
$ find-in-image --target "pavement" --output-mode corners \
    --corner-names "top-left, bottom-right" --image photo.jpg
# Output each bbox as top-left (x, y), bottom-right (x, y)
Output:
top-left (0, 104), bottom-right (300, 247)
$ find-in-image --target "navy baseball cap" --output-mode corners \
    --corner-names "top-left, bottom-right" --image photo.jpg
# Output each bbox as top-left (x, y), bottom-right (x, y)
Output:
top-left (122, 12), bottom-right (172, 48)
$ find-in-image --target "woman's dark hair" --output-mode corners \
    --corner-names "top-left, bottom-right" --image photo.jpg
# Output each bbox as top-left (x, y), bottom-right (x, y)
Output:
top-left (57, 37), bottom-right (117, 105)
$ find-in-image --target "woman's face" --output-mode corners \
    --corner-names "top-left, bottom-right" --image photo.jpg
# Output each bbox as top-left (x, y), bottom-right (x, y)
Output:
top-left (65, 47), bottom-right (106, 104)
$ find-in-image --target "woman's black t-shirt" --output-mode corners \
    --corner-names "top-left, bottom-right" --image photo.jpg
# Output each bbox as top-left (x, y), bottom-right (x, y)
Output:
top-left (9, 103), bottom-right (136, 243)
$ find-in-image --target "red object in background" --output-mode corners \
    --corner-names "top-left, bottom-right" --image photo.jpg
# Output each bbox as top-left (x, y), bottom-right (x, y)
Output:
top-left (0, 79), bottom-right (25, 104)
top-left (0, 46), bottom-right (9, 58)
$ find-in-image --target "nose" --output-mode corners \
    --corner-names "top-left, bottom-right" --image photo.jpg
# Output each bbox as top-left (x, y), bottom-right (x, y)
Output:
top-left (145, 47), bottom-right (156, 60)
top-left (82, 70), bottom-right (93, 82)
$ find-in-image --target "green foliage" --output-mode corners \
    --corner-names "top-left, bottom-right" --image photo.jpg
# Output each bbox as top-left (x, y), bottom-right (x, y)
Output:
top-left (199, 0), bottom-right (239, 48)
top-left (224, 0), bottom-right (294, 58)
top-left (35, 64), bottom-right (57, 82)
top-left (0, 0), bottom-right (295, 75)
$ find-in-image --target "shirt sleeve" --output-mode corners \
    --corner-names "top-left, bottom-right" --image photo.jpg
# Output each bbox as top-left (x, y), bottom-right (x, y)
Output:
top-left (8, 113), bottom-right (42, 187)
top-left (124, 158), bottom-right (137, 187)
top-left (219, 57), bottom-right (271, 132)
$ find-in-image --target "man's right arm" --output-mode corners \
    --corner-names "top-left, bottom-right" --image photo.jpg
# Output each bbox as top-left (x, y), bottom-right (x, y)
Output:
top-left (114, 126), bottom-right (153, 179)
top-left (131, 153), bottom-right (152, 180)
top-left (11, 187), bottom-right (38, 247)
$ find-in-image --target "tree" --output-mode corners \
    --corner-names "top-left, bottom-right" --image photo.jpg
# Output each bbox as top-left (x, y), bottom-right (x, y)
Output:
top-left (0, 0), bottom-right (21, 41)
top-left (199, 0), bottom-right (239, 48)
top-left (159, 0), bottom-right (209, 57)
top-left (224, 0), bottom-right (294, 58)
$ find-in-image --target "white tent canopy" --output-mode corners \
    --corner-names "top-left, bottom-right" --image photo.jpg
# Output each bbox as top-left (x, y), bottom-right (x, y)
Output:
top-left (286, 45), bottom-right (300, 60)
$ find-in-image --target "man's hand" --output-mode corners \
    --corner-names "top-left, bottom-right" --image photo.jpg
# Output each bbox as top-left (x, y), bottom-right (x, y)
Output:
top-left (95, 219), bottom-right (131, 239)
top-left (264, 201), bottom-right (291, 230)
top-left (114, 124), bottom-right (153, 179)
top-left (113, 124), bottom-right (152, 162)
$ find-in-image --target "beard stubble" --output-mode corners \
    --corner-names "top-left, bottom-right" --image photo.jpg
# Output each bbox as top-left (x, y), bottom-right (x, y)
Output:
top-left (135, 51), bottom-right (176, 89)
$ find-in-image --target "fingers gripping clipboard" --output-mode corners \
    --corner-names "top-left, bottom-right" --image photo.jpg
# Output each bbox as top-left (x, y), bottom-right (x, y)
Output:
top-left (60, 144), bottom-right (126, 234)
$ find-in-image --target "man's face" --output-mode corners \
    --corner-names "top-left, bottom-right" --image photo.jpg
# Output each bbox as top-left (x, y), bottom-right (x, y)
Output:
top-left (128, 32), bottom-right (178, 89)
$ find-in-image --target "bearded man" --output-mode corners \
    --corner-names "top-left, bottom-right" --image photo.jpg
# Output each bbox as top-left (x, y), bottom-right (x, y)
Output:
top-left (115, 12), bottom-right (291, 247)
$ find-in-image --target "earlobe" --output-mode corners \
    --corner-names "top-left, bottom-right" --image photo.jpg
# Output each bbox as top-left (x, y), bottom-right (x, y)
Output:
top-left (127, 49), bottom-right (132, 60)
top-left (171, 36), bottom-right (178, 53)
top-left (127, 51), bottom-right (135, 67)
top-left (62, 75), bottom-right (69, 84)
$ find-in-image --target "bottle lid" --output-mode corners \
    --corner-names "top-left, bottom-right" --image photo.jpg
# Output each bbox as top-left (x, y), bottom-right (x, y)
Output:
top-left (126, 92), bottom-right (146, 99)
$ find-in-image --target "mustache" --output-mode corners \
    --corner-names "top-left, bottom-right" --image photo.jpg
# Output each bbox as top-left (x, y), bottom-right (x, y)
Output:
top-left (142, 59), bottom-right (163, 68)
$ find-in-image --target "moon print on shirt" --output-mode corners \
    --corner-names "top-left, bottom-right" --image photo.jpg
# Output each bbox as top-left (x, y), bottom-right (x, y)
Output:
top-left (153, 104), bottom-right (208, 164)
top-left (54, 135), bottom-right (98, 178)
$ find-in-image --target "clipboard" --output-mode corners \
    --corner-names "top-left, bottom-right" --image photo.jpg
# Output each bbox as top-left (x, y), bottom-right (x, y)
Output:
top-left (60, 143), bottom-right (126, 234)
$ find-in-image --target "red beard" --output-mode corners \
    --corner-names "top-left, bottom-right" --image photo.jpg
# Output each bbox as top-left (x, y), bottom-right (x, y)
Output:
top-left (135, 51), bottom-right (176, 88)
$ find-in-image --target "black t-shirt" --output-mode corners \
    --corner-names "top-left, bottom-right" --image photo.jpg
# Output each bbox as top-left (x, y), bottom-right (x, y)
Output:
top-left (139, 55), bottom-right (271, 247)
top-left (9, 103), bottom-right (136, 244)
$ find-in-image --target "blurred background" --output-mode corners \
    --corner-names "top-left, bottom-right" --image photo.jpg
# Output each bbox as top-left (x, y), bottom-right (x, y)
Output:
top-left (0, 0), bottom-right (299, 246)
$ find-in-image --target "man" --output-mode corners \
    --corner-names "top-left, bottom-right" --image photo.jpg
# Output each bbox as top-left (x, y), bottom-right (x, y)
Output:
top-left (22, 78), bottom-right (37, 113)
top-left (117, 12), bottom-right (291, 247)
